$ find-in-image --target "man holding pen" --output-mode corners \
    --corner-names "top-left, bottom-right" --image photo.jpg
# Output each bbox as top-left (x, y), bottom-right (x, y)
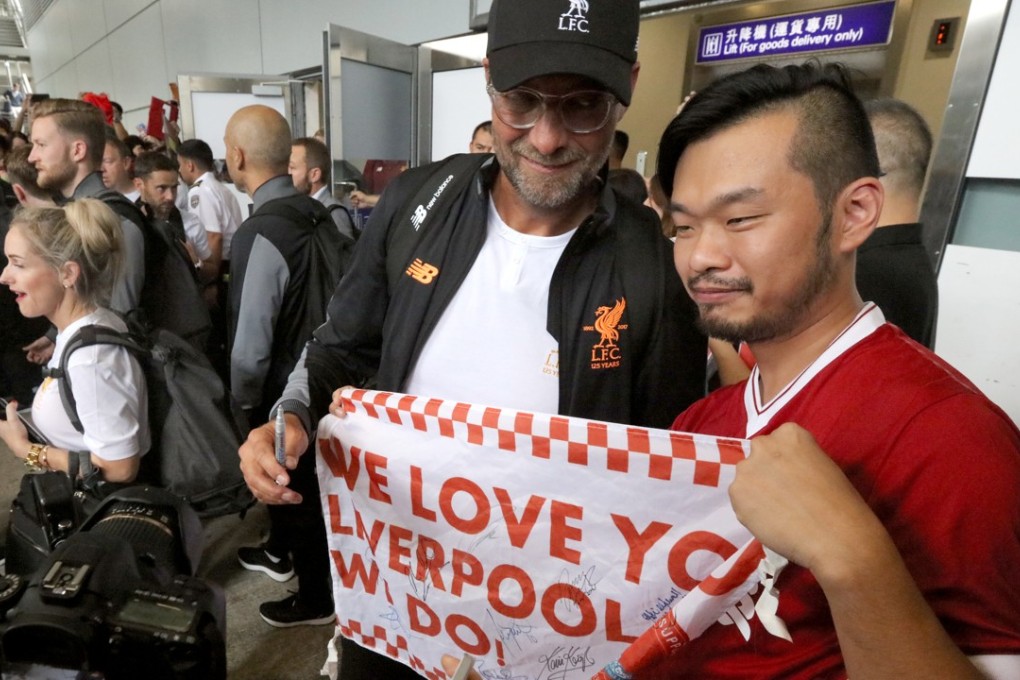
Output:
top-left (238, 0), bottom-right (707, 676)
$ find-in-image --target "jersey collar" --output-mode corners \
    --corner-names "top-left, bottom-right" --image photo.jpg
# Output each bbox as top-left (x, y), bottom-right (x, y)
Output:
top-left (743, 304), bottom-right (885, 437)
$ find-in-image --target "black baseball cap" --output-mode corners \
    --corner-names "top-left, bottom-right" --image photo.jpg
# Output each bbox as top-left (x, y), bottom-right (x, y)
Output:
top-left (486, 0), bottom-right (640, 106)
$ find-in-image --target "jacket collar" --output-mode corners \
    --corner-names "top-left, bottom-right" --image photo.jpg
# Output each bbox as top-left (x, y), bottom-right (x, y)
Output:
top-left (252, 175), bottom-right (300, 213)
top-left (69, 171), bottom-right (106, 201)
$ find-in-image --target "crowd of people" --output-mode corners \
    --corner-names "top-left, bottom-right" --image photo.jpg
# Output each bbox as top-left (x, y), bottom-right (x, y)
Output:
top-left (1, 0), bottom-right (1018, 677)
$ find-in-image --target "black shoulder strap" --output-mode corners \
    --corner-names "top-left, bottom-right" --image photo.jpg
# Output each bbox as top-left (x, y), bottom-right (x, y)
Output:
top-left (385, 153), bottom-right (490, 287)
top-left (257, 195), bottom-right (326, 228)
top-left (56, 325), bottom-right (147, 434)
top-left (326, 202), bottom-right (354, 221)
top-left (94, 188), bottom-right (148, 228)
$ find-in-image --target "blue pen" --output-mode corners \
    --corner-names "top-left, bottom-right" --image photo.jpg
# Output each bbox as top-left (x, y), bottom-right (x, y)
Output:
top-left (275, 406), bottom-right (286, 466)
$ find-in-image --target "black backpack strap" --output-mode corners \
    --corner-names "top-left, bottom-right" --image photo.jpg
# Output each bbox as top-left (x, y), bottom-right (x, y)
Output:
top-left (257, 195), bottom-right (327, 228)
top-left (57, 325), bottom-right (147, 434)
top-left (385, 153), bottom-right (491, 287)
top-left (326, 201), bottom-right (354, 223)
top-left (93, 188), bottom-right (149, 228)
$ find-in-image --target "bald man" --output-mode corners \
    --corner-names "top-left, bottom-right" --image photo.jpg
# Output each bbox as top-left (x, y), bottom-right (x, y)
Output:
top-left (226, 105), bottom-right (348, 628)
top-left (226, 104), bottom-right (334, 420)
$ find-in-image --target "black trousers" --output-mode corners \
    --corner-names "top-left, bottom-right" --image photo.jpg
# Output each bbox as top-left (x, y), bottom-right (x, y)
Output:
top-left (264, 442), bottom-right (333, 606)
top-left (339, 638), bottom-right (422, 680)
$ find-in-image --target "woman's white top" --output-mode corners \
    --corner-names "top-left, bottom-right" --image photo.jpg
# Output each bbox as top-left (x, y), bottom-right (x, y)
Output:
top-left (32, 308), bottom-right (149, 461)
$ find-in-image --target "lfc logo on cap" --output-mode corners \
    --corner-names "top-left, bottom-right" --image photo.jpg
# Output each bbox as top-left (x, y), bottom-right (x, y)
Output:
top-left (559, 0), bottom-right (591, 34)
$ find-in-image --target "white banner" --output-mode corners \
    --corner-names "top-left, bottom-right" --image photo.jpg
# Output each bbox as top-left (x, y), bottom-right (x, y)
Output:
top-left (317, 389), bottom-right (763, 679)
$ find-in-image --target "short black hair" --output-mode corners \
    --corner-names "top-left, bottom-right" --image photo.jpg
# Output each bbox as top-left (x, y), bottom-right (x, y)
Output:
top-left (124, 134), bottom-right (145, 153)
top-left (864, 98), bottom-right (932, 198)
top-left (133, 150), bottom-right (177, 178)
top-left (612, 129), bottom-right (629, 159)
top-left (177, 138), bottom-right (215, 170)
top-left (657, 62), bottom-right (879, 213)
top-left (608, 168), bottom-right (647, 205)
top-left (472, 120), bottom-right (492, 139)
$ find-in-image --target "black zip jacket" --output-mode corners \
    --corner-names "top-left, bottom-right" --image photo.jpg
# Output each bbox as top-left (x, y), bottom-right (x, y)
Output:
top-left (286, 157), bottom-right (706, 431)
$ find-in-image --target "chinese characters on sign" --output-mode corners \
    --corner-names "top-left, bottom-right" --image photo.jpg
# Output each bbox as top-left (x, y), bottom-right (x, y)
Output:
top-left (697, 0), bottom-right (896, 64)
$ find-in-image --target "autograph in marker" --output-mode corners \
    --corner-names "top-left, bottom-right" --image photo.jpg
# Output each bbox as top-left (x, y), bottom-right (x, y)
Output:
top-left (537, 645), bottom-right (596, 680)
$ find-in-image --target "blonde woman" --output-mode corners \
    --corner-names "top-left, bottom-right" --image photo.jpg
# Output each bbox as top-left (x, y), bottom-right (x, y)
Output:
top-left (0, 199), bottom-right (149, 484)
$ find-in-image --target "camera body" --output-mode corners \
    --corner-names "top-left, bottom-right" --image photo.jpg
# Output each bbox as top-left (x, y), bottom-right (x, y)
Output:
top-left (0, 485), bottom-right (226, 680)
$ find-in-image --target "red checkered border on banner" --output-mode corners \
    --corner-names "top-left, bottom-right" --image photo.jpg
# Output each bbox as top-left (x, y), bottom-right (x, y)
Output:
top-left (338, 617), bottom-right (448, 680)
top-left (340, 389), bottom-right (747, 488)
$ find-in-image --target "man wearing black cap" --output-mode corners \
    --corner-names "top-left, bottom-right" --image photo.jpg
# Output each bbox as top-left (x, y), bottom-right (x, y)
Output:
top-left (236, 0), bottom-right (706, 675)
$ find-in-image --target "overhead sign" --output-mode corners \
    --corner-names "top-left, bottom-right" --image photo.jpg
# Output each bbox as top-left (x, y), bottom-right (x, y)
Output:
top-left (696, 1), bottom-right (896, 64)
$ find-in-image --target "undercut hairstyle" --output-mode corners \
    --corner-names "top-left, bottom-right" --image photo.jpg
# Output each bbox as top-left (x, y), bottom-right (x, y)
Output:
top-left (30, 98), bottom-right (107, 167)
top-left (11, 199), bottom-right (123, 308)
top-left (472, 120), bottom-right (492, 139)
top-left (657, 63), bottom-right (879, 215)
top-left (104, 127), bottom-right (131, 159)
top-left (177, 138), bottom-right (215, 171)
top-left (133, 151), bottom-right (177, 179)
top-left (864, 98), bottom-right (932, 199)
top-left (6, 145), bottom-right (50, 200)
top-left (292, 137), bottom-right (331, 179)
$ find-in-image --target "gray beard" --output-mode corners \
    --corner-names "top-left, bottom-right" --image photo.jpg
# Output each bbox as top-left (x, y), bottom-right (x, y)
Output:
top-left (495, 138), bottom-right (608, 210)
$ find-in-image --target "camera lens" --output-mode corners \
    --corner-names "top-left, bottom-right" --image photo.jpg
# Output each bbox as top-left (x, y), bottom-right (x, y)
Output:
top-left (89, 501), bottom-right (183, 573)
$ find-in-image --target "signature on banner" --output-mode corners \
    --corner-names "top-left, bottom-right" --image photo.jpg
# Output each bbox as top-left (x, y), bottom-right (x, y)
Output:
top-left (318, 389), bottom-right (760, 679)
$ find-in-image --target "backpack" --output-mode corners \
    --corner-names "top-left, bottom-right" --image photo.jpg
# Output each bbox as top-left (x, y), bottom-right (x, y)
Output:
top-left (54, 322), bottom-right (254, 518)
top-left (96, 189), bottom-right (212, 349)
top-left (326, 202), bottom-right (360, 240)
top-left (256, 196), bottom-right (356, 347)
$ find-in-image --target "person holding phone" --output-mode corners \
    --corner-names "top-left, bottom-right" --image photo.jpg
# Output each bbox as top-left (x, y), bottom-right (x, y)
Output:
top-left (0, 199), bottom-right (149, 484)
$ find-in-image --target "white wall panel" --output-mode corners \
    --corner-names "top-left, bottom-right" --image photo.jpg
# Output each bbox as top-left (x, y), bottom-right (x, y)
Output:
top-left (431, 67), bottom-right (489, 161)
top-left (103, 0), bottom-right (158, 32)
top-left (258, 0), bottom-right (331, 75)
top-left (25, 25), bottom-right (52, 82)
top-left (108, 4), bottom-right (170, 112)
top-left (967, 4), bottom-right (1020, 179)
top-left (337, 0), bottom-right (470, 45)
top-left (47, 64), bottom-right (80, 101)
top-left (27, 0), bottom-right (473, 123)
top-left (162, 0), bottom-right (263, 77)
top-left (30, 3), bottom-right (75, 81)
top-left (74, 40), bottom-right (116, 101)
top-left (67, 0), bottom-right (108, 57)
top-left (935, 244), bottom-right (1020, 424)
top-left (32, 74), bottom-right (53, 100)
top-left (258, 0), bottom-right (471, 74)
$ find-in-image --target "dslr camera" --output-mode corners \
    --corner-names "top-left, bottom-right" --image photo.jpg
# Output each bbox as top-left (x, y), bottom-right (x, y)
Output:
top-left (0, 483), bottom-right (226, 679)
